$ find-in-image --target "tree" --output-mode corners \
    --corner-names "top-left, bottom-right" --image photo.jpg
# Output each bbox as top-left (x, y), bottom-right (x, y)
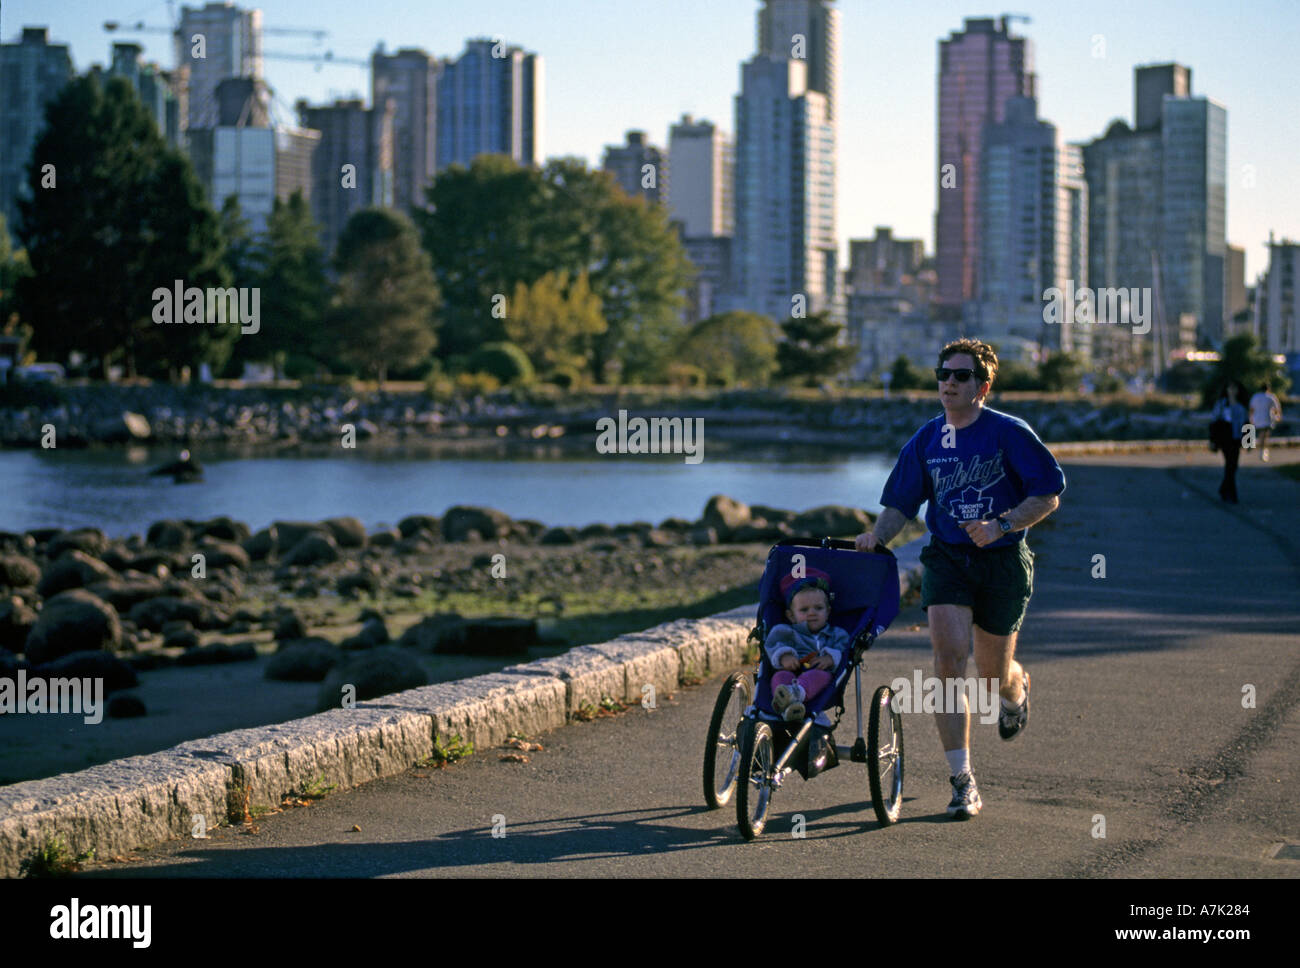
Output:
top-left (775, 311), bottom-right (856, 386)
top-left (467, 341), bottom-right (534, 386)
top-left (1202, 332), bottom-right (1290, 406)
top-left (675, 311), bottom-right (781, 387)
top-left (415, 154), bottom-right (692, 379)
top-left (251, 191), bottom-right (328, 378)
top-left (322, 208), bottom-right (439, 382)
top-left (888, 356), bottom-right (930, 391)
top-left (503, 269), bottom-right (605, 377)
top-left (15, 74), bottom-right (225, 379)
top-left (1037, 351), bottom-right (1085, 393)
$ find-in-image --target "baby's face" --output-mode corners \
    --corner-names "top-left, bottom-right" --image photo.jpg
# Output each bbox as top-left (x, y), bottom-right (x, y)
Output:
top-left (787, 588), bottom-right (829, 632)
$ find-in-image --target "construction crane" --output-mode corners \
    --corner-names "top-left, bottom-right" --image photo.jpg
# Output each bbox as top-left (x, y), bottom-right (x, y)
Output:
top-left (104, 20), bottom-right (328, 41)
top-left (1000, 12), bottom-right (1032, 31)
top-left (264, 50), bottom-right (369, 69)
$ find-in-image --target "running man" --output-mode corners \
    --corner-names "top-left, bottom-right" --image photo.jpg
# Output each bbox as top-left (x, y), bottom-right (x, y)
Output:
top-left (1248, 382), bottom-right (1283, 462)
top-left (855, 339), bottom-right (1065, 819)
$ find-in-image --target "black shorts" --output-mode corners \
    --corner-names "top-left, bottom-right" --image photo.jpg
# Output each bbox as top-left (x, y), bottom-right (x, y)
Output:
top-left (919, 537), bottom-right (1035, 636)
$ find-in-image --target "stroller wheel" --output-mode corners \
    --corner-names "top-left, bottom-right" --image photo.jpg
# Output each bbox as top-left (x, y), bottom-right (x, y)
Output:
top-left (737, 721), bottom-right (775, 840)
top-left (867, 685), bottom-right (904, 826)
top-left (703, 671), bottom-right (752, 808)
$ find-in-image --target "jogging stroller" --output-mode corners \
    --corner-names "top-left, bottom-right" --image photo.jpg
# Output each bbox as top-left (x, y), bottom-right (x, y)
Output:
top-left (702, 537), bottom-right (904, 839)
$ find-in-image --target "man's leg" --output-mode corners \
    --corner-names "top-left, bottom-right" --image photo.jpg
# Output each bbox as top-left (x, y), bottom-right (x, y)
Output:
top-left (928, 604), bottom-right (973, 752)
top-left (972, 625), bottom-right (1026, 706)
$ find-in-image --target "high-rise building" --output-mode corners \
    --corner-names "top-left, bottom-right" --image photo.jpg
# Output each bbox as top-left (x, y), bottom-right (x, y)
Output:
top-left (668, 114), bottom-right (733, 237)
top-left (602, 130), bottom-right (667, 206)
top-left (187, 79), bottom-right (275, 233)
top-left (1081, 64), bottom-right (1226, 359)
top-left (1255, 236), bottom-right (1299, 355)
top-left (846, 228), bottom-right (924, 293)
top-left (978, 96), bottom-right (1087, 354)
top-left (935, 16), bottom-right (1035, 312)
top-left (756, 0), bottom-right (839, 121)
top-left (0, 27), bottom-right (74, 230)
top-left (732, 55), bottom-right (836, 320)
top-left (298, 98), bottom-right (395, 255)
top-left (274, 127), bottom-right (320, 207)
top-left (176, 2), bottom-right (263, 132)
top-left (1161, 96), bottom-right (1227, 344)
top-left (1135, 63), bottom-right (1190, 131)
top-left (435, 38), bottom-right (542, 172)
top-left (371, 46), bottom-right (441, 214)
top-left (109, 42), bottom-right (183, 147)
top-left (1224, 243), bottom-right (1247, 333)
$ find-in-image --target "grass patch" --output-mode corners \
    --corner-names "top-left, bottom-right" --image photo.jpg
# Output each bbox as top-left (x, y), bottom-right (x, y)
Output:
top-left (299, 774), bottom-right (337, 800)
top-left (421, 733), bottom-right (474, 767)
top-left (21, 836), bottom-right (94, 877)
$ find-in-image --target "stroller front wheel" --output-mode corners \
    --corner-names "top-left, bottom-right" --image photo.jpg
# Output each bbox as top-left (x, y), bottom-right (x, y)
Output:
top-left (867, 685), bottom-right (904, 826)
top-left (703, 671), bottom-right (752, 808)
top-left (737, 721), bottom-right (775, 840)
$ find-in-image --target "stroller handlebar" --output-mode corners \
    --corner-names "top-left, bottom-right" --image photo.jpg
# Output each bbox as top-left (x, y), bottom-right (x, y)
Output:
top-left (774, 536), bottom-right (896, 558)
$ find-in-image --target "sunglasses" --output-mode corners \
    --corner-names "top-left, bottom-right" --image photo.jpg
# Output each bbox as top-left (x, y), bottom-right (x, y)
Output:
top-left (934, 367), bottom-right (978, 383)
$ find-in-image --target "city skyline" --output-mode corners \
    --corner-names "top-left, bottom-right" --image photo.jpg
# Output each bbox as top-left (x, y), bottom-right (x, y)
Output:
top-left (3, 0), bottom-right (1296, 280)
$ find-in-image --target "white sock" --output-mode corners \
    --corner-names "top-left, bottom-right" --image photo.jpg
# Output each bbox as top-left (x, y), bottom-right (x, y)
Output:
top-left (1001, 695), bottom-right (1021, 711)
top-left (945, 748), bottom-right (970, 778)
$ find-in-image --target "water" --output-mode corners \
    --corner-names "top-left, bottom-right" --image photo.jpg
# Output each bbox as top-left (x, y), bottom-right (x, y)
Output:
top-left (0, 445), bottom-right (898, 537)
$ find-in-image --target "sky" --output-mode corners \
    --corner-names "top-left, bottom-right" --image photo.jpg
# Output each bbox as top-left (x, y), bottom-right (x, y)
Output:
top-left (5, 0), bottom-right (1298, 280)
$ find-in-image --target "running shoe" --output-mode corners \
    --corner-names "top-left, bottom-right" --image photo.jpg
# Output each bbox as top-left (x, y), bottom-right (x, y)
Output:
top-left (947, 772), bottom-right (982, 819)
top-left (998, 666), bottom-right (1030, 741)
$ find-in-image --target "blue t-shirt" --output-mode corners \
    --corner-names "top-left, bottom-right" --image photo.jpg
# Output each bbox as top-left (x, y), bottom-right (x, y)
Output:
top-left (880, 406), bottom-right (1066, 548)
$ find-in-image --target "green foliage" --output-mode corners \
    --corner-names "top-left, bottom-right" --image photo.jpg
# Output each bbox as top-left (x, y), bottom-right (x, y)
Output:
top-left (776, 312), bottom-right (855, 386)
top-left (675, 311), bottom-right (781, 387)
top-left (299, 774), bottom-right (337, 799)
top-left (503, 269), bottom-right (605, 377)
top-left (248, 191), bottom-right (328, 378)
top-left (323, 208), bottom-right (440, 382)
top-left (1201, 332), bottom-right (1290, 406)
top-left (543, 364), bottom-right (583, 390)
top-left (416, 155), bottom-right (691, 379)
top-left (666, 362), bottom-right (707, 388)
top-left (1037, 351), bottom-right (1085, 393)
top-left (888, 355), bottom-right (930, 390)
top-left (20, 835), bottom-right (93, 877)
top-left (994, 361), bottom-right (1042, 392)
top-left (14, 75), bottom-right (225, 379)
top-left (423, 733), bottom-right (474, 766)
top-left (467, 341), bottom-right (534, 385)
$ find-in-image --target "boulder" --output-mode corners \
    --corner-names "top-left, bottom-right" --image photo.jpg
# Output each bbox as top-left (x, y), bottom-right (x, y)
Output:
top-left (323, 517), bottom-right (367, 549)
top-left (511, 519), bottom-right (547, 542)
top-left (540, 526), bottom-right (579, 546)
top-left (175, 641), bottom-right (257, 667)
top-left (316, 645), bottom-right (428, 710)
top-left (0, 554), bottom-right (41, 589)
top-left (26, 528), bottom-right (63, 547)
top-left (98, 545), bottom-right (135, 572)
top-left (272, 521), bottom-right (331, 555)
top-left (198, 540), bottom-right (250, 571)
top-left (24, 590), bottom-right (123, 664)
top-left (688, 526), bottom-right (719, 546)
top-left (397, 613), bottom-right (466, 652)
top-left (750, 504), bottom-right (796, 526)
top-left (108, 694), bottom-right (147, 718)
top-left (273, 611), bottom-right (307, 641)
top-left (83, 576), bottom-right (166, 613)
top-left (578, 523), bottom-right (615, 539)
top-left (265, 638), bottom-right (341, 682)
top-left (0, 596), bottom-right (38, 653)
top-left (46, 528), bottom-right (109, 560)
top-left (701, 495), bottom-right (751, 539)
top-left (127, 595), bottom-right (223, 632)
top-left (397, 514), bottom-right (440, 539)
top-left (337, 566), bottom-right (380, 598)
top-left (441, 506), bottom-right (513, 542)
top-left (339, 617), bottom-right (389, 651)
top-left (730, 521), bottom-right (790, 543)
top-left (242, 527), bottom-right (277, 561)
top-left (281, 533), bottom-right (340, 568)
top-left (146, 519), bottom-right (190, 550)
top-left (656, 517), bottom-right (694, 531)
top-left (367, 529), bottom-right (400, 548)
top-left (193, 516), bottom-right (250, 543)
top-left (0, 531), bottom-right (37, 554)
top-left (790, 505), bottom-right (871, 538)
top-left (127, 553), bottom-right (176, 577)
top-left (162, 625), bottom-right (200, 650)
top-left (32, 649), bottom-right (138, 693)
top-left (449, 617), bottom-right (539, 656)
top-left (641, 529), bottom-right (676, 547)
top-left (37, 551), bottom-right (118, 598)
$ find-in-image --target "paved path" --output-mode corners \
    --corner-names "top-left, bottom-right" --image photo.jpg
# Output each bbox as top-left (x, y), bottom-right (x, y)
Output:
top-left (77, 449), bottom-right (1300, 878)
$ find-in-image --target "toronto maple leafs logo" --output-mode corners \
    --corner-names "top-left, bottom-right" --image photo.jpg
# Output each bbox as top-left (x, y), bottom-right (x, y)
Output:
top-left (929, 450), bottom-right (1006, 521)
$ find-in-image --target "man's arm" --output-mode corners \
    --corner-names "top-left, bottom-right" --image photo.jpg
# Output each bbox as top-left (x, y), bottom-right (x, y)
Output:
top-left (855, 506), bottom-right (909, 551)
top-left (1000, 493), bottom-right (1060, 530)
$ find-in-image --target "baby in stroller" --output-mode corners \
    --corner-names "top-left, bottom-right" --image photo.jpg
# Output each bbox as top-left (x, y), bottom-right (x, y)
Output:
top-left (766, 568), bottom-right (850, 722)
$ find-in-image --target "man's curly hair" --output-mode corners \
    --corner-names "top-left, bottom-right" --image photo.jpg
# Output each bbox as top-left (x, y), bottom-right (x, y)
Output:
top-left (938, 338), bottom-right (999, 391)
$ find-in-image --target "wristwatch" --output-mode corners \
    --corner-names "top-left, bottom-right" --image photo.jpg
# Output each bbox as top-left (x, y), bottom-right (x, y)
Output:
top-left (997, 515), bottom-right (1013, 533)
